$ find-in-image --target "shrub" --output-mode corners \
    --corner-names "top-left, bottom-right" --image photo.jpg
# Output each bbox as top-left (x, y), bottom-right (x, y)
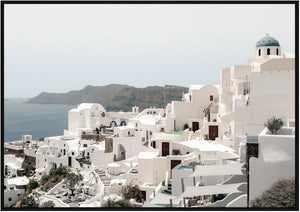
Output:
top-left (204, 135), bottom-right (209, 140)
top-left (41, 175), bottom-right (50, 185)
top-left (28, 179), bottom-right (39, 192)
top-left (49, 166), bottom-right (68, 178)
top-left (20, 196), bottom-right (39, 208)
top-left (22, 162), bottom-right (35, 177)
top-left (121, 184), bottom-right (143, 203)
top-left (104, 199), bottom-right (135, 207)
top-left (265, 117), bottom-right (284, 135)
top-left (250, 178), bottom-right (295, 208)
top-left (172, 149), bottom-right (180, 155)
top-left (40, 201), bottom-right (55, 208)
top-left (41, 166), bottom-right (68, 185)
top-left (183, 123), bottom-right (189, 130)
top-left (162, 180), bottom-right (165, 186)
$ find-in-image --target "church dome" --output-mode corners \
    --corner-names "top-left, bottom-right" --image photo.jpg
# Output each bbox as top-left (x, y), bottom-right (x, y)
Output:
top-left (256, 34), bottom-right (280, 47)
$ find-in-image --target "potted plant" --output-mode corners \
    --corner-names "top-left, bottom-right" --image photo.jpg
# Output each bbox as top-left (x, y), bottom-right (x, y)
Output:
top-left (265, 117), bottom-right (284, 135)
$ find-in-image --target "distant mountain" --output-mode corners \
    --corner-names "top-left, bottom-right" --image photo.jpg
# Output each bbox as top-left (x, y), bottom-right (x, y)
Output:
top-left (27, 84), bottom-right (188, 111)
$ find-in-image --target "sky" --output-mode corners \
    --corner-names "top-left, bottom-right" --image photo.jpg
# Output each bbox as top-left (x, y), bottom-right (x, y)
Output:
top-left (4, 4), bottom-right (295, 98)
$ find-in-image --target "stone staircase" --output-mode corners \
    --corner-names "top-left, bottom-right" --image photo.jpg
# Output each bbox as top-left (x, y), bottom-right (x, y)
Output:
top-left (94, 169), bottom-right (111, 195)
top-left (163, 180), bottom-right (172, 195)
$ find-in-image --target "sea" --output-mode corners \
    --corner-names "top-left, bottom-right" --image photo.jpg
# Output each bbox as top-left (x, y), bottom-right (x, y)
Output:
top-left (4, 99), bottom-right (75, 142)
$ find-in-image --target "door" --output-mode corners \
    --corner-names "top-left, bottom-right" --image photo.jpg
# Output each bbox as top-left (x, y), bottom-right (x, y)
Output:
top-left (162, 142), bottom-right (170, 156)
top-left (209, 125), bottom-right (218, 140)
top-left (170, 160), bottom-right (181, 177)
top-left (192, 122), bottom-right (199, 132)
top-left (68, 156), bottom-right (72, 167)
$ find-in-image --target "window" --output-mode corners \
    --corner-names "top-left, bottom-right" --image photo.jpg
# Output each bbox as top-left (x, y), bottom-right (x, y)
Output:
top-left (210, 95), bottom-right (213, 101)
top-left (83, 144), bottom-right (87, 147)
top-left (267, 48), bottom-right (270, 55)
top-left (276, 48), bottom-right (279, 55)
top-left (72, 152), bottom-right (74, 155)
top-left (258, 49), bottom-right (261, 56)
top-left (8, 198), bottom-right (12, 201)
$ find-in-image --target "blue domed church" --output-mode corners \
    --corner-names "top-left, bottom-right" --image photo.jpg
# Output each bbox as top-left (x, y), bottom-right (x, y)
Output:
top-left (255, 34), bottom-right (281, 58)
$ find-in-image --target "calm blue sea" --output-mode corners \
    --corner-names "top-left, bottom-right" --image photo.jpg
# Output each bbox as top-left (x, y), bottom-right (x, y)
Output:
top-left (4, 99), bottom-right (75, 142)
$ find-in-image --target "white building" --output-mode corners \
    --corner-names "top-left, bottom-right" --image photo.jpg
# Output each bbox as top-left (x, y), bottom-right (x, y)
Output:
top-left (4, 176), bottom-right (30, 207)
top-left (218, 34), bottom-right (294, 141)
top-left (67, 103), bottom-right (138, 137)
top-left (249, 127), bottom-right (295, 202)
top-left (169, 85), bottom-right (219, 132)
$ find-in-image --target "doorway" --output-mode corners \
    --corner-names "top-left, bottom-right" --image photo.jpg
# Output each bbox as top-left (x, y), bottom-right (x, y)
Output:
top-left (192, 122), bottom-right (199, 132)
top-left (170, 160), bottom-right (181, 177)
top-left (162, 142), bottom-right (170, 156)
top-left (209, 125), bottom-right (219, 140)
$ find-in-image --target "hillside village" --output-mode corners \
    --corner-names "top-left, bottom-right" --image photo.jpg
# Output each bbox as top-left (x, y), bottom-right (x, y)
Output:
top-left (4, 35), bottom-right (295, 208)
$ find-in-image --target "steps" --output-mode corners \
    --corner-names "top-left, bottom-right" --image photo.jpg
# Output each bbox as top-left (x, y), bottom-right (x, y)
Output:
top-left (94, 169), bottom-right (111, 195)
top-left (163, 182), bottom-right (172, 195)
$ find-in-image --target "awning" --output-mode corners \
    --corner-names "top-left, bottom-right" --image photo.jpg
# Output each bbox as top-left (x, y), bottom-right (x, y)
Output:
top-left (216, 151), bottom-right (239, 160)
top-left (143, 202), bottom-right (163, 207)
top-left (181, 140), bottom-right (235, 152)
top-left (179, 183), bottom-right (244, 198)
top-left (150, 193), bottom-right (181, 205)
top-left (188, 163), bottom-right (244, 178)
top-left (219, 111), bottom-right (234, 122)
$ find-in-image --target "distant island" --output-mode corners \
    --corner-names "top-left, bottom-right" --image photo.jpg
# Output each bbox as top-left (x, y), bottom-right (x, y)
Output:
top-left (27, 84), bottom-right (189, 111)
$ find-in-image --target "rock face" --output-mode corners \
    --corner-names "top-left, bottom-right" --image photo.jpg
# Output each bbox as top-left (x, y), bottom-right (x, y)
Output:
top-left (27, 84), bottom-right (188, 112)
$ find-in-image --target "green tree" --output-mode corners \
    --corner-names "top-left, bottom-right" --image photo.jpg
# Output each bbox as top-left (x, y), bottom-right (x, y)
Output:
top-left (172, 149), bottom-right (180, 155)
top-left (66, 172), bottom-right (83, 196)
top-left (20, 196), bottom-right (39, 208)
top-left (265, 117), bottom-right (284, 135)
top-left (40, 201), bottom-right (55, 208)
top-left (49, 166), bottom-right (68, 178)
top-left (22, 162), bottom-right (35, 177)
top-left (28, 179), bottom-right (39, 192)
top-left (250, 178), bottom-right (295, 208)
top-left (41, 166), bottom-right (68, 185)
top-left (121, 184), bottom-right (143, 203)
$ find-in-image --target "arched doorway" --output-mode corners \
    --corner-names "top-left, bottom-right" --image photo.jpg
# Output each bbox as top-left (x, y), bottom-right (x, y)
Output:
top-left (110, 121), bottom-right (117, 128)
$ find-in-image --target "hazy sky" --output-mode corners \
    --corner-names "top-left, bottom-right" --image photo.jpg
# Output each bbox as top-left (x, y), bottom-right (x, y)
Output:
top-left (4, 4), bottom-right (295, 98)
